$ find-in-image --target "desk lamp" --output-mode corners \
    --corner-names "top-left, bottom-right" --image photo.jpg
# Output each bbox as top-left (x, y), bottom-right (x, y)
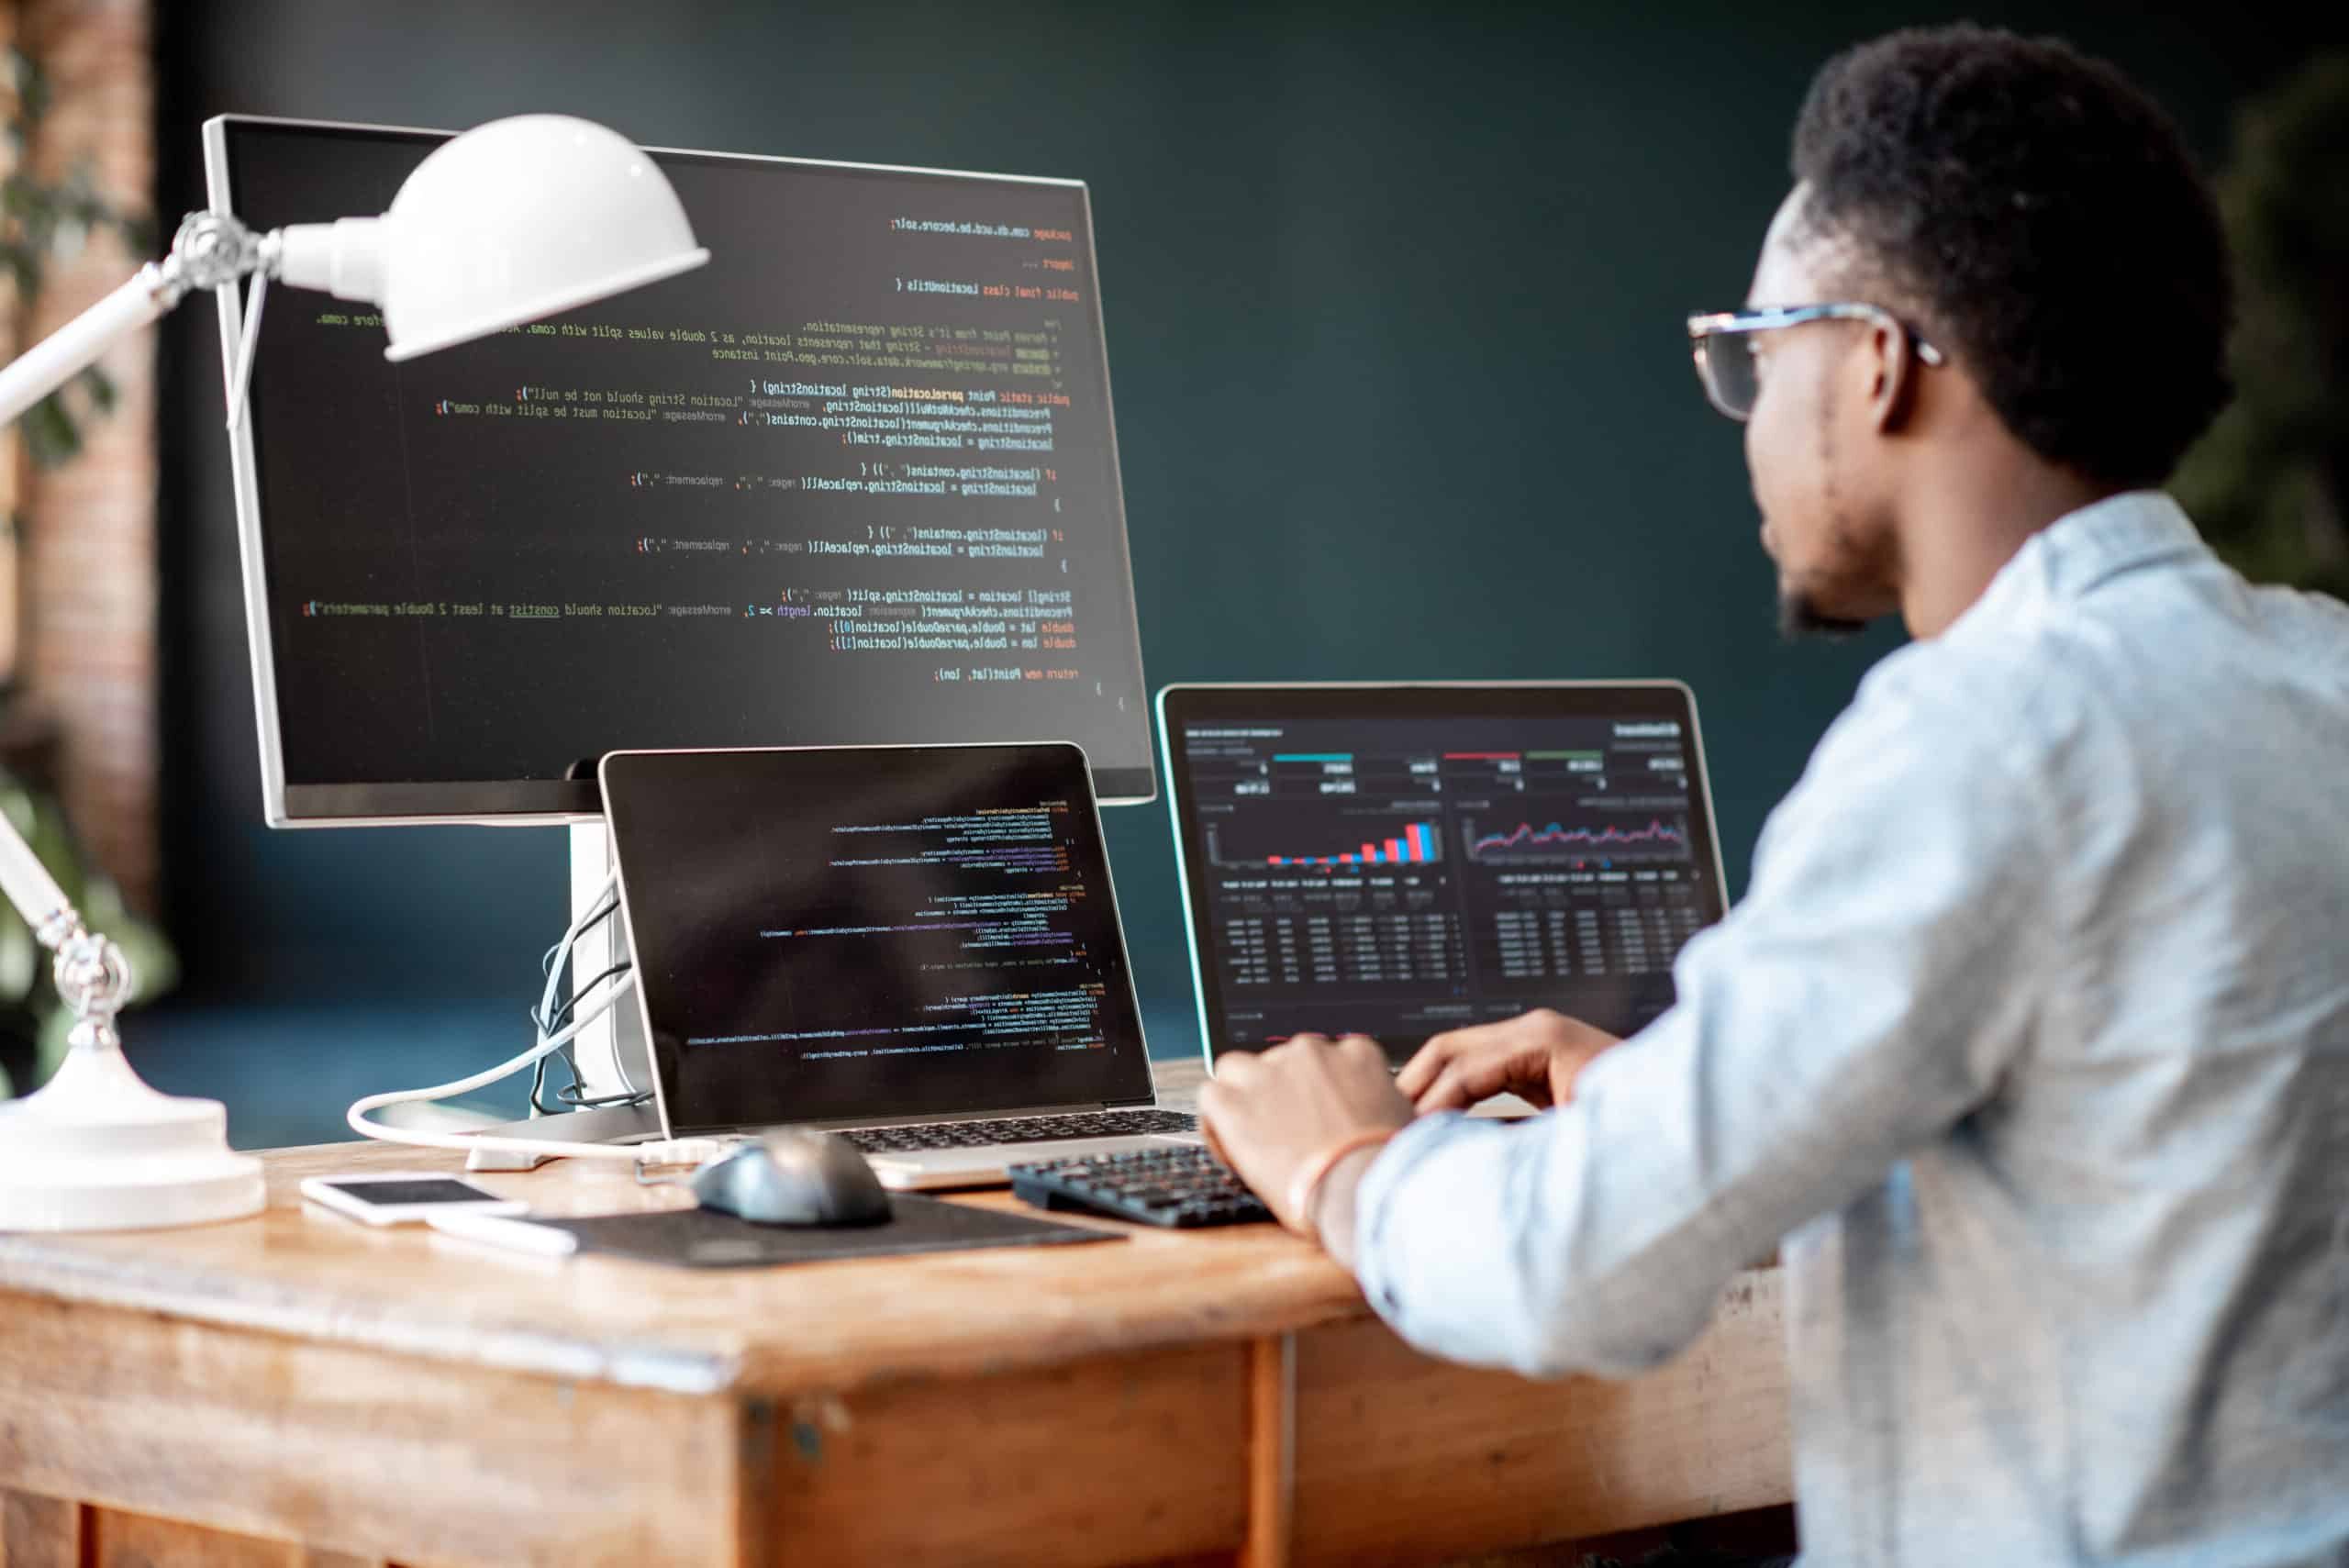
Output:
top-left (0, 115), bottom-right (708, 1231)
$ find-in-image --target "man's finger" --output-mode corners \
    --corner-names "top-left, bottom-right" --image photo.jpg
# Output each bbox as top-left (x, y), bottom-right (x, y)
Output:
top-left (1414, 1062), bottom-right (1473, 1114)
top-left (1336, 1033), bottom-right (1386, 1070)
top-left (1413, 1047), bottom-right (1520, 1114)
top-left (1397, 1016), bottom-right (1528, 1097)
top-left (1396, 1030), bottom-right (1471, 1098)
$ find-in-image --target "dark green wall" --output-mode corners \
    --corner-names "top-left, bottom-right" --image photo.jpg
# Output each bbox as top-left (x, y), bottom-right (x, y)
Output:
top-left (157, 1), bottom-right (2333, 1054)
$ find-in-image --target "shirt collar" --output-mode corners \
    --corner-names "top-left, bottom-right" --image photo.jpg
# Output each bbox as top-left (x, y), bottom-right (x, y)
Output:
top-left (2017, 490), bottom-right (2205, 601)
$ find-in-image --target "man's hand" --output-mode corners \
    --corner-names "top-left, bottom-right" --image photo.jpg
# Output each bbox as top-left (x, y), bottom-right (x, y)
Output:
top-left (1395, 1007), bottom-right (1624, 1114)
top-left (1197, 1034), bottom-right (1414, 1240)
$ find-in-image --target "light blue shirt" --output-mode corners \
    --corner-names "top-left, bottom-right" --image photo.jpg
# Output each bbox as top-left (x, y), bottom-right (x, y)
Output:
top-left (1354, 493), bottom-right (2349, 1566)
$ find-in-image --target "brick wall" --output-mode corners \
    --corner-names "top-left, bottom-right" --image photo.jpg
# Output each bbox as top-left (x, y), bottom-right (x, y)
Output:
top-left (6, 0), bottom-right (157, 913)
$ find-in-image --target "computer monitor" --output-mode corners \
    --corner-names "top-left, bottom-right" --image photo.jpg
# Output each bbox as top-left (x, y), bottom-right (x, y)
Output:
top-left (203, 116), bottom-right (1154, 1118)
top-left (203, 116), bottom-right (1155, 825)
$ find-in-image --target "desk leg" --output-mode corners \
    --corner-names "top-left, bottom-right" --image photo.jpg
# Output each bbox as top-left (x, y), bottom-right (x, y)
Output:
top-left (2, 1490), bottom-right (80, 1568)
top-left (1241, 1334), bottom-right (1296, 1568)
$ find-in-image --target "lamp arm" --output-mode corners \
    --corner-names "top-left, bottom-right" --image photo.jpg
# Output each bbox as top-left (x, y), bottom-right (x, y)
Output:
top-left (0, 266), bottom-right (175, 428)
top-left (0, 209), bottom-right (273, 430)
top-left (0, 212), bottom-right (273, 1028)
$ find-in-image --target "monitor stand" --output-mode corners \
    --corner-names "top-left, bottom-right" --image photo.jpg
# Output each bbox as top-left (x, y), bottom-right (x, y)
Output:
top-left (465, 821), bottom-right (662, 1171)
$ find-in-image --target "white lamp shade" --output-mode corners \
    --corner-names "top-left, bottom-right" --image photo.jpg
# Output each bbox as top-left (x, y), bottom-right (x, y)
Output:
top-left (373, 115), bottom-right (708, 361)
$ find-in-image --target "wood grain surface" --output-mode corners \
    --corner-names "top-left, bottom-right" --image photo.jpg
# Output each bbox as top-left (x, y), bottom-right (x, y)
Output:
top-left (0, 1061), bottom-right (1370, 1399)
top-left (0, 1292), bottom-right (748, 1567)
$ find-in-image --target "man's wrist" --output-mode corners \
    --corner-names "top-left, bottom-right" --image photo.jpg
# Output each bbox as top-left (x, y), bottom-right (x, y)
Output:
top-left (1308, 1144), bottom-right (1386, 1270)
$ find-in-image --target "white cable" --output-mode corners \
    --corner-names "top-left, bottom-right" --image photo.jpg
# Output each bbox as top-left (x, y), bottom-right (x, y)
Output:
top-left (539, 888), bottom-right (607, 1032)
top-left (348, 970), bottom-right (714, 1165)
top-left (581, 888), bottom-right (640, 1098)
top-left (538, 880), bottom-right (639, 1101)
top-left (345, 879), bottom-right (713, 1167)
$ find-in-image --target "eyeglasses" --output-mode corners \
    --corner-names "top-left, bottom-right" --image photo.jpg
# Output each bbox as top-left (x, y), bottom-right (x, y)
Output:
top-left (1685, 304), bottom-right (1945, 421)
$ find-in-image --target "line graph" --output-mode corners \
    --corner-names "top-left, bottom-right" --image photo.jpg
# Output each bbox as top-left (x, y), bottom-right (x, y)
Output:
top-left (1466, 815), bottom-right (1689, 865)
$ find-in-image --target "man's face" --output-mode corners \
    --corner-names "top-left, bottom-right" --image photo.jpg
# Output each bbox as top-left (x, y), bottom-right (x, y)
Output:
top-left (1742, 187), bottom-right (1902, 639)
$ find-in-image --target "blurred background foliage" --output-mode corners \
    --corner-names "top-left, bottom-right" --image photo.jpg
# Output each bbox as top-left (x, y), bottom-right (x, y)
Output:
top-left (0, 39), bottom-right (167, 1097)
top-left (2176, 52), bottom-right (2349, 601)
top-left (1, 45), bottom-right (148, 466)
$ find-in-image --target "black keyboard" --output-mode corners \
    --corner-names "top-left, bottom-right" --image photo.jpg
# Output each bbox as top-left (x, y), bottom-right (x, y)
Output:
top-left (838, 1106), bottom-right (1197, 1155)
top-left (1008, 1145), bottom-right (1274, 1229)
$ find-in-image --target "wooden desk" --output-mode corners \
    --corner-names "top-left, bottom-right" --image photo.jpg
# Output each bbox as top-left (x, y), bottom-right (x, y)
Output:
top-left (0, 1062), bottom-right (1789, 1567)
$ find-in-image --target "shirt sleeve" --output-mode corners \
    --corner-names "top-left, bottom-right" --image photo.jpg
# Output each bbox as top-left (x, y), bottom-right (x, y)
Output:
top-left (1352, 669), bottom-right (2054, 1378)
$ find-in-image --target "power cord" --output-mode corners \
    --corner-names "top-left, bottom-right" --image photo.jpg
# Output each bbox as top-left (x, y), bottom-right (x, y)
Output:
top-left (532, 888), bottom-right (643, 1106)
top-left (346, 873), bottom-right (707, 1168)
top-left (529, 961), bottom-right (646, 1114)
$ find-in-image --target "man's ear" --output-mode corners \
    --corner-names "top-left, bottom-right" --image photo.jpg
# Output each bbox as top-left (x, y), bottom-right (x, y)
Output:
top-left (1867, 322), bottom-right (1920, 434)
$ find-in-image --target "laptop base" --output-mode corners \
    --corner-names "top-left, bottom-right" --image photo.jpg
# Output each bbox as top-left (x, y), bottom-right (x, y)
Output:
top-left (463, 1101), bottom-right (663, 1173)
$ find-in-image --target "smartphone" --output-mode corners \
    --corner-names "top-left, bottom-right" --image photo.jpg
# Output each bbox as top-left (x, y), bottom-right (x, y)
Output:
top-left (299, 1173), bottom-right (529, 1227)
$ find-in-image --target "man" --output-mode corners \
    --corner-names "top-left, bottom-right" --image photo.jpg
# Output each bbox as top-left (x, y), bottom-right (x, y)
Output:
top-left (1200, 25), bottom-right (2349, 1566)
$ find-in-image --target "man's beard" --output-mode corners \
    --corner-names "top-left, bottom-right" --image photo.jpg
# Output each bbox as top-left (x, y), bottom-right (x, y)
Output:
top-left (1777, 584), bottom-right (1868, 641)
top-left (1776, 393), bottom-right (1876, 640)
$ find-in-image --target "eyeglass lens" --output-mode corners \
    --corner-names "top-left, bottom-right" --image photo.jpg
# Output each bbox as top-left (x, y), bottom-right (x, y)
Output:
top-left (1699, 332), bottom-right (1759, 419)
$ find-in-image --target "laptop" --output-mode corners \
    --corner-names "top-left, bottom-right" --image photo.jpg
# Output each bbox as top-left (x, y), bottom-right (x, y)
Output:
top-left (1156, 682), bottom-right (1731, 1071)
top-left (602, 743), bottom-right (1199, 1190)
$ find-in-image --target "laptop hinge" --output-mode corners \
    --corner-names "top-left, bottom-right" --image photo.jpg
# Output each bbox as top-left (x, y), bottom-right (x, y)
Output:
top-left (776, 1103), bottom-right (1115, 1133)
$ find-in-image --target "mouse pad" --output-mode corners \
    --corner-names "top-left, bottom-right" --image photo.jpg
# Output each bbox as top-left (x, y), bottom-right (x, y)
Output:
top-left (543, 1196), bottom-right (1119, 1269)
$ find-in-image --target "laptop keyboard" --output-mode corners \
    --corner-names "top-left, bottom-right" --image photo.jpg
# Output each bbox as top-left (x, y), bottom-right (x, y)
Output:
top-left (1008, 1146), bottom-right (1273, 1229)
top-left (839, 1106), bottom-right (1197, 1155)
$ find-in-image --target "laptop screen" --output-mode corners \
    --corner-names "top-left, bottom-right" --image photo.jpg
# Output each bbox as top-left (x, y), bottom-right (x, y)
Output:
top-left (1158, 684), bottom-right (1729, 1065)
top-left (603, 744), bottom-right (1154, 1136)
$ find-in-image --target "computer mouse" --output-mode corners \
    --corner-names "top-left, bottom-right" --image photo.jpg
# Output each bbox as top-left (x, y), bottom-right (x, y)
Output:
top-left (687, 1129), bottom-right (892, 1227)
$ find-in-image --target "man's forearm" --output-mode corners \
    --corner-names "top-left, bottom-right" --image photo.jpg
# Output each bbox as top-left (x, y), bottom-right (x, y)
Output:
top-left (1342, 1103), bottom-right (1735, 1379)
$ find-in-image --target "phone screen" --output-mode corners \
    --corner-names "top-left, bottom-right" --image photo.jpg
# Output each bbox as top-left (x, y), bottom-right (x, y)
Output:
top-left (321, 1178), bottom-right (503, 1207)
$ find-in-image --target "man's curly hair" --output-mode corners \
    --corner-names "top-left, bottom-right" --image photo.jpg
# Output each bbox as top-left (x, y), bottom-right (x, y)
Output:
top-left (1792, 26), bottom-right (2232, 489)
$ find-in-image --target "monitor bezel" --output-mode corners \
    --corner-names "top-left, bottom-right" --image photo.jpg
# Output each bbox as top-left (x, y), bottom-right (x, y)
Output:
top-left (1154, 679), bottom-right (1732, 1071)
top-left (202, 113), bottom-right (1157, 827)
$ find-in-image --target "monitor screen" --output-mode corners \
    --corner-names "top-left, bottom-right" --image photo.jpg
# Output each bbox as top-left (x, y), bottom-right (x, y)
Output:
top-left (206, 117), bottom-right (1154, 822)
top-left (600, 744), bottom-right (1154, 1136)
top-left (1158, 684), bottom-right (1729, 1064)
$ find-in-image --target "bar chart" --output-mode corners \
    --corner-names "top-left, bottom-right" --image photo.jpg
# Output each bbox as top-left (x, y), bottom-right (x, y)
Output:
top-left (1262, 820), bottom-right (1442, 870)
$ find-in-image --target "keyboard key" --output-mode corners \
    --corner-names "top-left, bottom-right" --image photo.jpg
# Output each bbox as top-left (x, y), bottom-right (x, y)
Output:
top-left (839, 1107), bottom-right (1197, 1156)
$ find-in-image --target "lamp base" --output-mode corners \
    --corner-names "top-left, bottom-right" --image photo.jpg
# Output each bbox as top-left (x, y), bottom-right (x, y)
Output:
top-left (0, 1037), bottom-right (265, 1231)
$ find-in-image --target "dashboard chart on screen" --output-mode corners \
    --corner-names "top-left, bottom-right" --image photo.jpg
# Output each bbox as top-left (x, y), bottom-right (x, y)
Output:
top-left (1160, 686), bottom-right (1729, 1063)
top-left (212, 119), bottom-right (1153, 820)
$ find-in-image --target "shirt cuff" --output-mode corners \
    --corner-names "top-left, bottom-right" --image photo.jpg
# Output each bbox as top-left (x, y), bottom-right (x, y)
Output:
top-left (1352, 1108), bottom-right (1477, 1318)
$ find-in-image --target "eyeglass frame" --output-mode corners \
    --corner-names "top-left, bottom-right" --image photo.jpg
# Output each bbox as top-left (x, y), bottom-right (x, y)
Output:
top-left (1684, 304), bottom-right (1946, 422)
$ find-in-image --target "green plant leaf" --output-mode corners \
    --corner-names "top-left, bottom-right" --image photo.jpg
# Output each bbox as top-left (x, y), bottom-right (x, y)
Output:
top-left (13, 53), bottom-right (50, 130)
top-left (21, 393), bottom-right (79, 469)
top-left (2175, 52), bottom-right (2349, 597)
top-left (0, 910), bottom-right (33, 1005)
